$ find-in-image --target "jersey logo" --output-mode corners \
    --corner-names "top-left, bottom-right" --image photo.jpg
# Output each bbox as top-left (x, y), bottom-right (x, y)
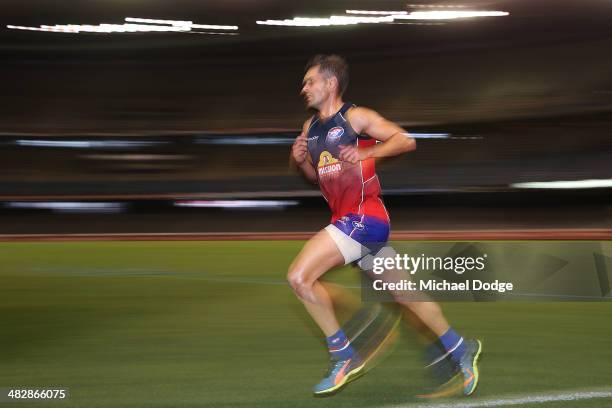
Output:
top-left (317, 151), bottom-right (342, 176)
top-left (326, 126), bottom-right (344, 143)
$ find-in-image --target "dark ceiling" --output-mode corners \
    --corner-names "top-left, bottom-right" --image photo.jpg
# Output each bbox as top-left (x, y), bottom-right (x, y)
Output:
top-left (2, 0), bottom-right (612, 133)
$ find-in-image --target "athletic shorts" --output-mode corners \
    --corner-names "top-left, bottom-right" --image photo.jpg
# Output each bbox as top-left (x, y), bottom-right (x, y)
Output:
top-left (324, 213), bottom-right (390, 265)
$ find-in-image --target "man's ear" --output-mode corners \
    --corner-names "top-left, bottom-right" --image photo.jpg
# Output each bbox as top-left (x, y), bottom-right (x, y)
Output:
top-left (327, 76), bottom-right (339, 94)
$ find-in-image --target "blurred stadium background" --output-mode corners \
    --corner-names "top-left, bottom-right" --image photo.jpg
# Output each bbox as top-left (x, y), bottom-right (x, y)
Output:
top-left (1, 1), bottom-right (611, 407)
top-left (1, 0), bottom-right (611, 235)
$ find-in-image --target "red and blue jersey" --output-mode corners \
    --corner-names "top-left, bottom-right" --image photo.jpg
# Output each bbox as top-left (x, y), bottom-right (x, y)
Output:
top-left (306, 103), bottom-right (389, 224)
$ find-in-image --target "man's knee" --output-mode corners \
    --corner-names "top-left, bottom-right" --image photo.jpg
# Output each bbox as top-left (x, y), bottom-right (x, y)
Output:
top-left (286, 267), bottom-right (301, 291)
top-left (287, 265), bottom-right (312, 300)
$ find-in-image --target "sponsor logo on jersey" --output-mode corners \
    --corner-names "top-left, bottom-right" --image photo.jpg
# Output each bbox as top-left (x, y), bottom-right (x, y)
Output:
top-left (352, 221), bottom-right (365, 230)
top-left (317, 151), bottom-right (342, 176)
top-left (326, 126), bottom-right (344, 143)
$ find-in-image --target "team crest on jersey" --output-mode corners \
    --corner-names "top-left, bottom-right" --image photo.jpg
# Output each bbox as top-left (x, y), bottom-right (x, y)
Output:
top-left (317, 151), bottom-right (342, 176)
top-left (326, 126), bottom-right (344, 143)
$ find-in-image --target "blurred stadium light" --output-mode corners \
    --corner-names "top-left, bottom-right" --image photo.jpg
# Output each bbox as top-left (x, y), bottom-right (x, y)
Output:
top-left (512, 179), bottom-right (612, 189)
top-left (5, 202), bottom-right (126, 213)
top-left (175, 200), bottom-right (299, 209)
top-left (7, 17), bottom-right (239, 34)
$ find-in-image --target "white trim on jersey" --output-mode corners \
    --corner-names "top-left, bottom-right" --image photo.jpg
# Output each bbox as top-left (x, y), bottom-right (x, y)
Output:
top-left (363, 175), bottom-right (377, 184)
top-left (378, 196), bottom-right (390, 220)
top-left (307, 117), bottom-right (319, 131)
top-left (357, 139), bottom-right (365, 216)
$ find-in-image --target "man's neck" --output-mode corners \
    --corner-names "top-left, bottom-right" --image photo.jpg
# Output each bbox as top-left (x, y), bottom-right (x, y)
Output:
top-left (317, 98), bottom-right (344, 120)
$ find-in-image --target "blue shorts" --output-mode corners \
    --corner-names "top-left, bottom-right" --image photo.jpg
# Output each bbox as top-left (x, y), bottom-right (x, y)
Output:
top-left (324, 213), bottom-right (390, 264)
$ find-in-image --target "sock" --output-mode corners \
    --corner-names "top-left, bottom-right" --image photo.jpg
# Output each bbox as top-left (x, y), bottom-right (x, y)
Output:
top-left (326, 329), bottom-right (355, 360)
top-left (439, 328), bottom-right (467, 363)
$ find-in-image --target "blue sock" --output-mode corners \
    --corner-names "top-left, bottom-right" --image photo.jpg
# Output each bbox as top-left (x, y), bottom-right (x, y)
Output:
top-left (439, 328), bottom-right (467, 363)
top-left (326, 329), bottom-right (354, 360)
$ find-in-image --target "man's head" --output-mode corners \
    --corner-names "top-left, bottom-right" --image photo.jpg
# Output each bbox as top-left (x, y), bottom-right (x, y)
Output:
top-left (301, 54), bottom-right (349, 110)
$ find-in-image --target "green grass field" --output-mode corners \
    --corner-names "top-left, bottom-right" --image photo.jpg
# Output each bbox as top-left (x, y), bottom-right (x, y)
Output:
top-left (1, 241), bottom-right (611, 408)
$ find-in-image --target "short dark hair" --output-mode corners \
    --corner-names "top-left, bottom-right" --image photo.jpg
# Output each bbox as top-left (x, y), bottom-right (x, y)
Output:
top-left (305, 54), bottom-right (349, 96)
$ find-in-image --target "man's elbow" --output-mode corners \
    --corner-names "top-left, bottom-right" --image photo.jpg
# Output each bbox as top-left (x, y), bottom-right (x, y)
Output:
top-left (402, 135), bottom-right (417, 153)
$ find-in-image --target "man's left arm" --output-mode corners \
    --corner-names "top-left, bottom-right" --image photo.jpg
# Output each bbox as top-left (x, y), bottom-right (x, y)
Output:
top-left (339, 107), bottom-right (416, 163)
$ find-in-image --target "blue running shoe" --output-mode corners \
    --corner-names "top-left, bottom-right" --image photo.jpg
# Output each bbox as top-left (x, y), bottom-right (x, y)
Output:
top-left (459, 339), bottom-right (483, 396)
top-left (417, 339), bottom-right (483, 399)
top-left (313, 355), bottom-right (366, 396)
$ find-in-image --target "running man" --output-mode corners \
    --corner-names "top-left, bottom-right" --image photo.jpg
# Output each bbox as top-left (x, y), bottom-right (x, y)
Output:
top-left (288, 54), bottom-right (481, 397)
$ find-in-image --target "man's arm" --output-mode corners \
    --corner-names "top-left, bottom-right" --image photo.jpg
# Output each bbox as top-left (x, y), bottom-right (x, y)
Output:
top-left (339, 107), bottom-right (416, 163)
top-left (290, 118), bottom-right (318, 184)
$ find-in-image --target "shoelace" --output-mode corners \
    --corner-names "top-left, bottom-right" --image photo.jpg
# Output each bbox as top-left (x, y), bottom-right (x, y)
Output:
top-left (325, 359), bottom-right (346, 376)
top-left (459, 345), bottom-right (473, 368)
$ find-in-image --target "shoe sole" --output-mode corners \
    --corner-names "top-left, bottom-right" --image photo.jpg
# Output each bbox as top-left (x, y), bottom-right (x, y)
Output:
top-left (416, 374), bottom-right (463, 399)
top-left (313, 362), bottom-right (367, 396)
top-left (464, 339), bottom-right (483, 396)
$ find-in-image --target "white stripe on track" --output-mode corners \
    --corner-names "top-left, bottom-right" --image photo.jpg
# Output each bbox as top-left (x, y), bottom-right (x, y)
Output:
top-left (389, 390), bottom-right (612, 408)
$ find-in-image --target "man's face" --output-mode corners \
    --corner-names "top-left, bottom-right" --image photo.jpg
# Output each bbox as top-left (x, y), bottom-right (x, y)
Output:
top-left (301, 66), bottom-right (331, 110)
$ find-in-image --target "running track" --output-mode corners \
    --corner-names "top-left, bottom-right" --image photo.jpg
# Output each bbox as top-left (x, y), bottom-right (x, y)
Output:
top-left (0, 229), bottom-right (610, 241)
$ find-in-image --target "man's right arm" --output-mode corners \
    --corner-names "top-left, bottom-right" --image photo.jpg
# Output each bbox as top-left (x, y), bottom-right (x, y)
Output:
top-left (290, 119), bottom-right (318, 184)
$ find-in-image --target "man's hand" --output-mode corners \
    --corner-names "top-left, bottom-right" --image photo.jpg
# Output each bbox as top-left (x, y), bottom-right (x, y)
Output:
top-left (339, 144), bottom-right (369, 164)
top-left (292, 133), bottom-right (308, 165)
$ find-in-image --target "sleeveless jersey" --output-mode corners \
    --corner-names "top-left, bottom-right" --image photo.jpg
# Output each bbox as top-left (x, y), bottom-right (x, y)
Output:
top-left (306, 103), bottom-right (389, 223)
